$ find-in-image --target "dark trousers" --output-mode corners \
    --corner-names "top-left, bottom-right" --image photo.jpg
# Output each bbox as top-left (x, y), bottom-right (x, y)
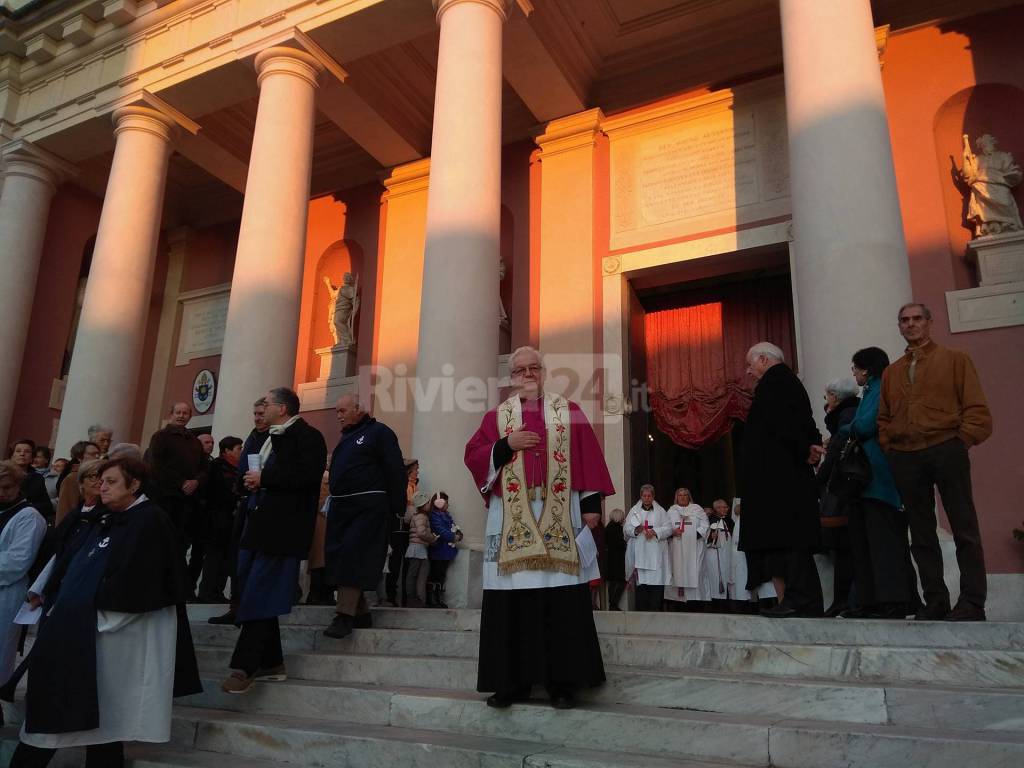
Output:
top-left (428, 558), bottom-right (451, 588)
top-left (822, 525), bottom-right (854, 611)
top-left (888, 438), bottom-right (986, 609)
top-left (780, 548), bottom-right (824, 615)
top-left (11, 742), bottom-right (123, 768)
top-left (847, 497), bottom-right (917, 607)
top-left (184, 503), bottom-right (206, 594)
top-left (385, 530), bottom-right (409, 603)
top-left (199, 520), bottom-right (233, 602)
top-left (634, 584), bottom-right (663, 611)
top-left (230, 617), bottom-right (283, 676)
top-left (607, 579), bottom-right (626, 610)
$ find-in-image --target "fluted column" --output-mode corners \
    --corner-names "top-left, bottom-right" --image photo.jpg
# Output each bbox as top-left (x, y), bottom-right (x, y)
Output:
top-left (410, 0), bottom-right (507, 607)
top-left (55, 107), bottom-right (176, 456)
top-left (212, 47), bottom-right (324, 439)
top-left (780, 0), bottom-right (911, 410)
top-left (0, 141), bottom-right (73, 446)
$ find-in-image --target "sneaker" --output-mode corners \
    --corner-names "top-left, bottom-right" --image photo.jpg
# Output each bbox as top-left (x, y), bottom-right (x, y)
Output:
top-left (221, 671), bottom-right (254, 694)
top-left (253, 665), bottom-right (287, 682)
top-left (945, 602), bottom-right (986, 622)
top-left (208, 611), bottom-right (236, 626)
top-left (323, 613), bottom-right (354, 640)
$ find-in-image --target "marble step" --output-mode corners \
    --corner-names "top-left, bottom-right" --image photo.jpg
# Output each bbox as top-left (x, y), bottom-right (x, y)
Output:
top-left (171, 706), bottom-right (746, 768)
top-left (186, 604), bottom-right (1024, 650)
top-left (190, 621), bottom-right (1024, 688)
top-left (171, 700), bottom-right (1024, 768)
top-left (186, 663), bottom-right (1024, 732)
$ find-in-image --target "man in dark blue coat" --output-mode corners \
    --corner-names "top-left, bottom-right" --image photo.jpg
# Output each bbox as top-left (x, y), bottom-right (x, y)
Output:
top-left (323, 393), bottom-right (405, 639)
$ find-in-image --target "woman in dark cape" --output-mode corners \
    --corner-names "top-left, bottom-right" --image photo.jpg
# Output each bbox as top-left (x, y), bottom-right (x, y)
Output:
top-left (6, 456), bottom-right (200, 768)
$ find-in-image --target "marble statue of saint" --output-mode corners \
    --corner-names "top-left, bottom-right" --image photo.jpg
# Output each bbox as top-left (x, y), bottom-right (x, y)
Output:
top-left (957, 133), bottom-right (1023, 237)
top-left (323, 272), bottom-right (359, 347)
top-left (498, 259), bottom-right (509, 327)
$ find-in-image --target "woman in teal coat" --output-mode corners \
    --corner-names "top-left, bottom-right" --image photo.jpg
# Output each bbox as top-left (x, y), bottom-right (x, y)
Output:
top-left (840, 347), bottom-right (920, 619)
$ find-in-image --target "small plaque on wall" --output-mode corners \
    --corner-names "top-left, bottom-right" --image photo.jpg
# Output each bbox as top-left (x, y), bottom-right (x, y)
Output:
top-left (192, 369), bottom-right (216, 414)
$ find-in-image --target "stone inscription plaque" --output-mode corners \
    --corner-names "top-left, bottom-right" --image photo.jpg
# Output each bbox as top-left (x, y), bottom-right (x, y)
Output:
top-left (610, 96), bottom-right (791, 250)
top-left (176, 290), bottom-right (229, 366)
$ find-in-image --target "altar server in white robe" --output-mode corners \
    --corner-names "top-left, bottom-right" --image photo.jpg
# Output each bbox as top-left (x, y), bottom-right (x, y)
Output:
top-left (664, 488), bottom-right (709, 608)
top-left (730, 498), bottom-right (776, 613)
top-left (624, 485), bottom-right (672, 611)
top-left (703, 499), bottom-right (734, 608)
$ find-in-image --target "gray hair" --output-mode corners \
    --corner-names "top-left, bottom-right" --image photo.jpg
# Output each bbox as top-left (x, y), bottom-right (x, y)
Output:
top-left (77, 459), bottom-right (104, 486)
top-left (107, 442), bottom-right (143, 461)
top-left (87, 424), bottom-right (112, 439)
top-left (639, 483), bottom-right (655, 495)
top-left (897, 302), bottom-right (932, 321)
top-left (608, 508), bottom-right (625, 524)
top-left (746, 341), bottom-right (785, 364)
top-left (825, 377), bottom-right (860, 401)
top-left (508, 345), bottom-right (543, 372)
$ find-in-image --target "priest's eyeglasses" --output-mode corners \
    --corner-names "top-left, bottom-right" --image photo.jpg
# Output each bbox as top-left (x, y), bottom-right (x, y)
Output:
top-left (511, 364), bottom-right (543, 377)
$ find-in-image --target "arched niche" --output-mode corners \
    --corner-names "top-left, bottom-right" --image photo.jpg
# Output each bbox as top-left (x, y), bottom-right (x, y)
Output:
top-left (311, 239), bottom-right (364, 354)
top-left (933, 83), bottom-right (1024, 288)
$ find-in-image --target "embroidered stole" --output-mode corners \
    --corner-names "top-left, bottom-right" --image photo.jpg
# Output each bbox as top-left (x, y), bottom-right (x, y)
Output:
top-left (497, 393), bottom-right (579, 576)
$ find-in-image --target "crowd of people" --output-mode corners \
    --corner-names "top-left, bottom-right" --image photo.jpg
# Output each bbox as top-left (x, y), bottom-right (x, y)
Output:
top-left (0, 299), bottom-right (993, 756)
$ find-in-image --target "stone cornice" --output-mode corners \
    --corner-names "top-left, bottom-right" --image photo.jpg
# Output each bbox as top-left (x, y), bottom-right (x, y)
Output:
top-left (535, 108), bottom-right (604, 158)
top-left (381, 158), bottom-right (430, 200)
top-left (0, 0), bottom-right (378, 145)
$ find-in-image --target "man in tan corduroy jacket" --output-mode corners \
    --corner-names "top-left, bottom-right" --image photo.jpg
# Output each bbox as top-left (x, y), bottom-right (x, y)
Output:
top-left (878, 302), bottom-right (992, 622)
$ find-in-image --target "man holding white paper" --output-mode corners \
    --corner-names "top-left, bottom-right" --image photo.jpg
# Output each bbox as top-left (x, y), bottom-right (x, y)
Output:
top-left (465, 346), bottom-right (615, 711)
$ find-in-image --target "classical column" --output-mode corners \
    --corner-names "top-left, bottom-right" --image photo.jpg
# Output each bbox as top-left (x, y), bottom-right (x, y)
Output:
top-left (411, 0), bottom-right (507, 607)
top-left (0, 141), bottom-right (73, 446)
top-left (212, 47), bottom-right (324, 439)
top-left (780, 0), bottom-right (911, 412)
top-left (55, 107), bottom-right (176, 457)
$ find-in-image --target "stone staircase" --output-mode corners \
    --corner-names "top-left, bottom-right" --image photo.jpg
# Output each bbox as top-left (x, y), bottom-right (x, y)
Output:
top-left (4, 605), bottom-right (1024, 767)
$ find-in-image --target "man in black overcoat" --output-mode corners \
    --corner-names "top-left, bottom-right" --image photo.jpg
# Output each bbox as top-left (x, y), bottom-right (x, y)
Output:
top-left (322, 393), bottom-right (405, 639)
top-left (738, 342), bottom-right (825, 618)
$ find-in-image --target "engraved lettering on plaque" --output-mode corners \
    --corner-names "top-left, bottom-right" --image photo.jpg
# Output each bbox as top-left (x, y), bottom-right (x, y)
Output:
top-left (176, 288), bottom-right (230, 366)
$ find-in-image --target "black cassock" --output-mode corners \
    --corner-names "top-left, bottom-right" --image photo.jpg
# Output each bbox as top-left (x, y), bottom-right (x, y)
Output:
top-left (14, 499), bottom-right (201, 734)
top-left (324, 416), bottom-right (406, 591)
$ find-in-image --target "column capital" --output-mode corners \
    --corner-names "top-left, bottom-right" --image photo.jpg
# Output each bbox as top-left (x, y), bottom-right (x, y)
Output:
top-left (255, 46), bottom-right (325, 90)
top-left (433, 0), bottom-right (510, 24)
top-left (112, 105), bottom-right (178, 145)
top-left (0, 139), bottom-right (77, 190)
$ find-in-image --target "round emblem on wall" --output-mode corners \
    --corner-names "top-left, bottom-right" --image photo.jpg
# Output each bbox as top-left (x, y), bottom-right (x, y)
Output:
top-left (192, 369), bottom-right (216, 414)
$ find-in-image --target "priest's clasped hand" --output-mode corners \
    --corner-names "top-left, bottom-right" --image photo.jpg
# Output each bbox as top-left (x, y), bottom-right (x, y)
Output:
top-left (507, 429), bottom-right (541, 451)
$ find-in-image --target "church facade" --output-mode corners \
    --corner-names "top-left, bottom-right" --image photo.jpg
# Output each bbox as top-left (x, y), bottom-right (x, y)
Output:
top-left (1, 0), bottom-right (1022, 615)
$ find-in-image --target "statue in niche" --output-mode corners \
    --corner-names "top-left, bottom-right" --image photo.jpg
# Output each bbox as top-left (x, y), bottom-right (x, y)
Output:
top-left (955, 133), bottom-right (1023, 237)
top-left (498, 259), bottom-right (509, 328)
top-left (323, 272), bottom-right (359, 347)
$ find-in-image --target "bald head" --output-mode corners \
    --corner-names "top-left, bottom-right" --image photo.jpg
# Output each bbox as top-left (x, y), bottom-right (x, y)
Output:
top-left (335, 393), bottom-right (365, 430)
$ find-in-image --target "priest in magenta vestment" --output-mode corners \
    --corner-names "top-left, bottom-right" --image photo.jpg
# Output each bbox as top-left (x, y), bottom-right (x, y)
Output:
top-left (464, 346), bottom-right (614, 710)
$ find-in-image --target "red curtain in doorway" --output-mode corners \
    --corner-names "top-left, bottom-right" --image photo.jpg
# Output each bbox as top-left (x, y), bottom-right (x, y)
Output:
top-left (644, 277), bottom-right (795, 449)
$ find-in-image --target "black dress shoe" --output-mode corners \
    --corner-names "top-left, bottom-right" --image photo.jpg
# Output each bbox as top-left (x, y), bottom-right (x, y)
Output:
top-left (761, 604), bottom-right (797, 618)
top-left (824, 603), bottom-right (845, 618)
top-left (208, 611), bottom-right (236, 625)
top-left (914, 603), bottom-right (951, 621)
top-left (353, 612), bottom-right (372, 629)
top-left (486, 688), bottom-right (529, 709)
top-left (837, 606), bottom-right (869, 619)
top-left (874, 603), bottom-right (912, 620)
top-left (550, 691), bottom-right (576, 710)
top-left (324, 613), bottom-right (354, 639)
top-left (944, 603), bottom-right (986, 622)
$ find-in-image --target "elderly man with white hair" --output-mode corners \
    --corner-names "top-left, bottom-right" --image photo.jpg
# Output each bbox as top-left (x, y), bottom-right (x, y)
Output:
top-left (737, 342), bottom-right (825, 618)
top-left (87, 424), bottom-right (114, 458)
top-left (466, 345), bottom-right (615, 710)
top-left (624, 485), bottom-right (673, 611)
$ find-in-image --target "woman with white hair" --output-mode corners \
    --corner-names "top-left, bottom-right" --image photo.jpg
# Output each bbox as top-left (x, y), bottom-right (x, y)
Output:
top-left (816, 376), bottom-right (860, 616)
top-left (663, 488), bottom-right (709, 611)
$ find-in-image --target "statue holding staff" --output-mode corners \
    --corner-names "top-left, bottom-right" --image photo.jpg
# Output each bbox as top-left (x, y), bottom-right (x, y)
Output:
top-left (323, 272), bottom-right (360, 347)
top-left (954, 133), bottom-right (1023, 237)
